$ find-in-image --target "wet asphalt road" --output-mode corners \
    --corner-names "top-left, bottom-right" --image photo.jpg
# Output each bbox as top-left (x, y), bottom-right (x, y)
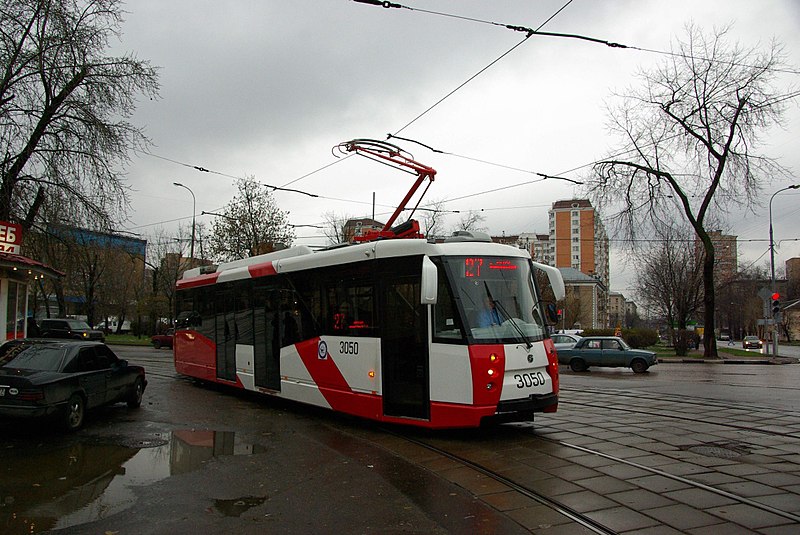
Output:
top-left (2, 345), bottom-right (800, 533)
top-left (1, 346), bottom-right (528, 535)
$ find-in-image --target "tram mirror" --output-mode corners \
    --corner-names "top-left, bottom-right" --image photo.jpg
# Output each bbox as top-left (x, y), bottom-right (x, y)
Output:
top-left (421, 256), bottom-right (438, 305)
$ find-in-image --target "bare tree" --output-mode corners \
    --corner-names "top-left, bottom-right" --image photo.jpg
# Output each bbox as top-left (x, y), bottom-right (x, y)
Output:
top-left (321, 211), bottom-right (351, 245)
top-left (633, 226), bottom-right (704, 355)
top-left (418, 198), bottom-right (448, 239)
top-left (452, 210), bottom-right (487, 234)
top-left (0, 0), bottom-right (159, 228)
top-left (589, 24), bottom-right (788, 357)
top-left (207, 177), bottom-right (295, 262)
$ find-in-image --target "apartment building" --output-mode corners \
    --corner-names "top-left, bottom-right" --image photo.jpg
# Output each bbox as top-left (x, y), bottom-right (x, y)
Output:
top-left (548, 199), bottom-right (610, 289)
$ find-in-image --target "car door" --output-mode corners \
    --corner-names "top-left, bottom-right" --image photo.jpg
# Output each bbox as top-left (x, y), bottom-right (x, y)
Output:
top-left (76, 347), bottom-right (108, 407)
top-left (601, 339), bottom-right (626, 366)
top-left (98, 346), bottom-right (128, 402)
top-left (582, 339), bottom-right (603, 365)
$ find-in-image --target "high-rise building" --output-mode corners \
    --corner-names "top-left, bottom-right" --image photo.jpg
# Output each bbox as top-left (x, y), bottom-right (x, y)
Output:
top-left (548, 199), bottom-right (609, 289)
top-left (700, 230), bottom-right (738, 285)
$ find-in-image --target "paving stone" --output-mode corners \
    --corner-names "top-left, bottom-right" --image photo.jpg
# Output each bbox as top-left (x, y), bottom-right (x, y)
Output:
top-left (527, 477), bottom-right (584, 497)
top-left (481, 490), bottom-right (539, 512)
top-left (688, 521), bottom-right (771, 535)
top-left (644, 503), bottom-right (724, 530)
top-left (628, 474), bottom-right (693, 493)
top-left (551, 490), bottom-right (618, 513)
top-left (624, 525), bottom-right (686, 535)
top-left (438, 466), bottom-right (512, 496)
top-left (505, 503), bottom-right (574, 530)
top-left (582, 506), bottom-right (661, 532)
top-left (716, 480), bottom-right (786, 498)
top-left (748, 471), bottom-right (800, 487)
top-left (663, 487), bottom-right (738, 508)
top-left (606, 488), bottom-right (676, 510)
top-left (706, 502), bottom-right (797, 530)
top-left (544, 463), bottom-right (602, 481)
top-left (594, 462), bottom-right (653, 480)
top-left (574, 474), bottom-right (639, 494)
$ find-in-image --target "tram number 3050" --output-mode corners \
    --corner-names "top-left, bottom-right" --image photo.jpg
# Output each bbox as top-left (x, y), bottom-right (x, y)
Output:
top-left (340, 341), bottom-right (359, 355)
top-left (514, 372), bottom-right (546, 389)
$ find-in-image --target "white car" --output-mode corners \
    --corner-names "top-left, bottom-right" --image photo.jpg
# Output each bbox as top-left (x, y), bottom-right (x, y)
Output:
top-left (551, 333), bottom-right (582, 351)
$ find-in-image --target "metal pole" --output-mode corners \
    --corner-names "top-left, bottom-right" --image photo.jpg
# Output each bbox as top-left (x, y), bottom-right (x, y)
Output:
top-left (173, 182), bottom-right (196, 261)
top-left (769, 184), bottom-right (800, 358)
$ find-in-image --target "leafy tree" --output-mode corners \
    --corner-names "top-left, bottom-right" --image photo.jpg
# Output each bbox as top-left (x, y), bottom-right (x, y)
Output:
top-left (208, 177), bottom-right (295, 261)
top-left (0, 0), bottom-right (159, 228)
top-left (589, 24), bottom-right (788, 358)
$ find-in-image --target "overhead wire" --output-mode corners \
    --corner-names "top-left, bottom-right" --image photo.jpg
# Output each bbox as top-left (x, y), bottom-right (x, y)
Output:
top-left (131, 2), bottom-right (799, 247)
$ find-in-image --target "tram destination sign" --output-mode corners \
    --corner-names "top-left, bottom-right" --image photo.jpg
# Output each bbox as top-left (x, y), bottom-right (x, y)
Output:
top-left (0, 221), bottom-right (22, 254)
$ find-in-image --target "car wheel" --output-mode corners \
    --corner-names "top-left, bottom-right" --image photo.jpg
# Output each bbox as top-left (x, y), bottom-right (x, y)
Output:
top-left (62, 394), bottom-right (85, 431)
top-left (127, 377), bottom-right (145, 408)
top-left (569, 359), bottom-right (587, 372)
top-left (631, 359), bottom-right (649, 374)
top-left (153, 340), bottom-right (162, 349)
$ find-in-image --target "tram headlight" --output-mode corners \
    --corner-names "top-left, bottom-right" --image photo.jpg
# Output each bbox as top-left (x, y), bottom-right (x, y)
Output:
top-left (489, 353), bottom-right (498, 362)
top-left (486, 382), bottom-right (495, 390)
top-left (487, 368), bottom-right (495, 377)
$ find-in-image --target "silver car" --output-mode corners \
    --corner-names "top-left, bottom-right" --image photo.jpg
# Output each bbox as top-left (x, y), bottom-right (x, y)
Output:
top-left (551, 333), bottom-right (582, 352)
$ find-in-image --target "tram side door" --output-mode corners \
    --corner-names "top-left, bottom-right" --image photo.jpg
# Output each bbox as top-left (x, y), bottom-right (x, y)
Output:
top-left (381, 274), bottom-right (430, 420)
top-left (253, 284), bottom-right (281, 391)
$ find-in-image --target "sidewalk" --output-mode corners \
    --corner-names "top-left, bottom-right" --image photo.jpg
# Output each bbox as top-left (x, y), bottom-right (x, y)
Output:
top-left (658, 347), bottom-right (798, 365)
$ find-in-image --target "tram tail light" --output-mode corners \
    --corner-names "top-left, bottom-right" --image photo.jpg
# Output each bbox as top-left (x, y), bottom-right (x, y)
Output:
top-left (544, 338), bottom-right (559, 395)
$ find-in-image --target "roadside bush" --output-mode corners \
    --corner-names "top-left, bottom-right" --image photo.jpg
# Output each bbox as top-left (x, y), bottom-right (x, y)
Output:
top-left (579, 328), bottom-right (659, 348)
top-left (623, 328), bottom-right (659, 348)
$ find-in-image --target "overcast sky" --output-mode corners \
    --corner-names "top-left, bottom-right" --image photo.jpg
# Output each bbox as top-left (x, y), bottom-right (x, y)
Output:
top-left (112, 0), bottom-right (800, 295)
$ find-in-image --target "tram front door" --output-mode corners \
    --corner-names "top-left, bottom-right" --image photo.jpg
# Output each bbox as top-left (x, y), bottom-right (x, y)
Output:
top-left (381, 275), bottom-right (430, 420)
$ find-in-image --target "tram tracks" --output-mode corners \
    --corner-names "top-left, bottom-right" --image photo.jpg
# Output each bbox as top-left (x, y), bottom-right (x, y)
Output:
top-left (387, 429), bottom-right (620, 534)
top-left (381, 424), bottom-right (800, 534)
top-left (559, 386), bottom-right (800, 439)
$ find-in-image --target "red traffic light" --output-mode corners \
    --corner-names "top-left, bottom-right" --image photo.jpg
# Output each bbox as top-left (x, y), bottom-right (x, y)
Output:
top-left (771, 292), bottom-right (780, 300)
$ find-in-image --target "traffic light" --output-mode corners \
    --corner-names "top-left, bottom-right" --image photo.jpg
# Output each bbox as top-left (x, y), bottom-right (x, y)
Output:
top-left (772, 292), bottom-right (781, 316)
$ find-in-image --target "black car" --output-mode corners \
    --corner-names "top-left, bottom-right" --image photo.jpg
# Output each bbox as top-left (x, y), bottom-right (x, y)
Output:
top-left (0, 340), bottom-right (146, 431)
top-left (38, 318), bottom-right (105, 342)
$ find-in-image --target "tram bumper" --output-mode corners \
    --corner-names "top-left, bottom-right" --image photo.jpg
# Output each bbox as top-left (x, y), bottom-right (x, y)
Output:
top-left (483, 392), bottom-right (558, 424)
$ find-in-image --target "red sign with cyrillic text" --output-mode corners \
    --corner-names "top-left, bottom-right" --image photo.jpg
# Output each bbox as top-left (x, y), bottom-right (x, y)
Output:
top-left (0, 221), bottom-right (22, 254)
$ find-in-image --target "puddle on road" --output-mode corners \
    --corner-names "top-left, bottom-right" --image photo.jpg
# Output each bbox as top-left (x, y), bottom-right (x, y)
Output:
top-left (0, 430), bottom-right (265, 534)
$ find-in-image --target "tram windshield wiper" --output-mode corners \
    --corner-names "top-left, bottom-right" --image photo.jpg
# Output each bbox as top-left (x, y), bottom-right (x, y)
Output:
top-left (484, 282), bottom-right (532, 349)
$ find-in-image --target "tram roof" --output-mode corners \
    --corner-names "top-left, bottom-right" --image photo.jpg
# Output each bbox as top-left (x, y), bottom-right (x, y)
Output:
top-left (177, 235), bottom-right (532, 289)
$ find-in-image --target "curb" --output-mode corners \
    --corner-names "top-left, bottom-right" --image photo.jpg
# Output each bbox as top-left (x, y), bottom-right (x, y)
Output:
top-left (659, 357), bottom-right (798, 365)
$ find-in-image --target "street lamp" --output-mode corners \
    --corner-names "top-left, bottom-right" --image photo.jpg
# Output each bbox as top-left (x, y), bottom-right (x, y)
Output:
top-left (768, 183), bottom-right (799, 357)
top-left (173, 182), bottom-right (196, 261)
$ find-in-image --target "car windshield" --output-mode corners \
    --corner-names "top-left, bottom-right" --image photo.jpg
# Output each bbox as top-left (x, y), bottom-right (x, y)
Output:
top-left (0, 344), bottom-right (68, 371)
top-left (67, 320), bottom-right (91, 329)
top-left (442, 256), bottom-right (545, 344)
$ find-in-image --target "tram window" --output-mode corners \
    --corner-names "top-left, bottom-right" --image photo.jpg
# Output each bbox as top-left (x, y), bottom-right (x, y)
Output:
top-left (325, 283), bottom-right (375, 337)
top-left (176, 290), bottom-right (201, 329)
top-left (433, 263), bottom-right (464, 342)
top-left (235, 284), bottom-right (253, 344)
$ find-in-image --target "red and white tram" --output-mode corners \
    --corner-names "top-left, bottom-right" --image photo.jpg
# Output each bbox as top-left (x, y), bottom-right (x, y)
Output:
top-left (174, 232), bottom-right (566, 429)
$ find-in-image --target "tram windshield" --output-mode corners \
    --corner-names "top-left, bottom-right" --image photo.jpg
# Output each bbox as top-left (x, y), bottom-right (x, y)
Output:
top-left (442, 256), bottom-right (546, 344)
